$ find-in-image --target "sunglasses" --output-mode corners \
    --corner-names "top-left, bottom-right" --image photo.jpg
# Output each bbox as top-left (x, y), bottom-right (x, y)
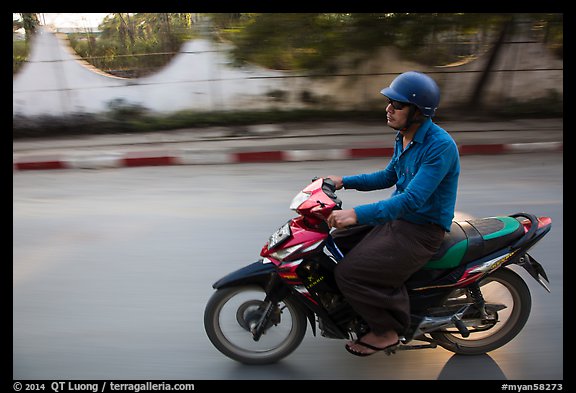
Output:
top-left (387, 99), bottom-right (408, 110)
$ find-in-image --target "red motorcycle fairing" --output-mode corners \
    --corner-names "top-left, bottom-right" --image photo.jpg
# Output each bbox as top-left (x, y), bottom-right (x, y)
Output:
top-left (298, 178), bottom-right (338, 218)
top-left (259, 216), bottom-right (329, 306)
top-left (260, 216), bottom-right (329, 265)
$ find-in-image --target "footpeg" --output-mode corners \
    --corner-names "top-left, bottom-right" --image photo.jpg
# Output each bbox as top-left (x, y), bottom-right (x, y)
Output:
top-left (396, 343), bottom-right (437, 350)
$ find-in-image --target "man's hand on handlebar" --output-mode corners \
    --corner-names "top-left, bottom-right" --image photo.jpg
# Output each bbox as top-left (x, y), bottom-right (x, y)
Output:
top-left (327, 209), bottom-right (358, 229)
top-left (325, 176), bottom-right (344, 190)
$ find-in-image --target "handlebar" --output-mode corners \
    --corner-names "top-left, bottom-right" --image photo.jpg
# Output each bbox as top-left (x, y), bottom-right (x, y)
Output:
top-left (312, 177), bottom-right (342, 210)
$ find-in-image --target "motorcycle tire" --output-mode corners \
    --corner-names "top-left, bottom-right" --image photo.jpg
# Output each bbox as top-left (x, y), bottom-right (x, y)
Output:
top-left (431, 267), bottom-right (532, 355)
top-left (204, 285), bottom-right (307, 365)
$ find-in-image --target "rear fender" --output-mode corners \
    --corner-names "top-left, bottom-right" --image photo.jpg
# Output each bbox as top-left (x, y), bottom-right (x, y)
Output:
top-left (212, 260), bottom-right (276, 289)
top-left (516, 253), bottom-right (551, 292)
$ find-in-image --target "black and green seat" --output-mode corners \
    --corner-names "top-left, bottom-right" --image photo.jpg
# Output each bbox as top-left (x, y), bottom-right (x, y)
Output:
top-left (423, 216), bottom-right (525, 270)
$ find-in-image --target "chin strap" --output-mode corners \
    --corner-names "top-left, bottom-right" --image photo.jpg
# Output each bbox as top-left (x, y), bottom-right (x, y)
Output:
top-left (394, 105), bottom-right (421, 132)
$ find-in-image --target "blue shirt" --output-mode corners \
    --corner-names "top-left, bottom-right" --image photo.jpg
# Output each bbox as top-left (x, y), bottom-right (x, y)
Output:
top-left (343, 118), bottom-right (460, 232)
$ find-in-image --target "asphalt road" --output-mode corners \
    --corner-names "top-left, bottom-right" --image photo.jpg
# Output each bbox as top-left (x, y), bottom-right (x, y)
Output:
top-left (13, 153), bottom-right (563, 381)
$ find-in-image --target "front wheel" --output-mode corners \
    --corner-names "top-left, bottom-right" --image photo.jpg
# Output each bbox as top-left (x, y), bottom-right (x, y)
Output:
top-left (431, 268), bottom-right (532, 355)
top-left (204, 285), bottom-right (307, 365)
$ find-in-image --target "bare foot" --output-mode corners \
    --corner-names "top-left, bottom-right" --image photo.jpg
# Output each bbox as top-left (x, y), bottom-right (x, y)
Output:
top-left (345, 331), bottom-right (399, 356)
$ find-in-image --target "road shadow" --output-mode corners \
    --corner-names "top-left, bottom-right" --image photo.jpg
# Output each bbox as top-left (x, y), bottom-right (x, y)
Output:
top-left (437, 353), bottom-right (507, 380)
top-left (221, 361), bottom-right (309, 380)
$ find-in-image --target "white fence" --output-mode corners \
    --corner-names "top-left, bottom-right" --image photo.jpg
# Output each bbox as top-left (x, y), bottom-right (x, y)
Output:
top-left (13, 27), bottom-right (563, 118)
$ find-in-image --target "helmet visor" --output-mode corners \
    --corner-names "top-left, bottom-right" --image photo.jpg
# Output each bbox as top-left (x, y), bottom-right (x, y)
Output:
top-left (380, 87), bottom-right (409, 104)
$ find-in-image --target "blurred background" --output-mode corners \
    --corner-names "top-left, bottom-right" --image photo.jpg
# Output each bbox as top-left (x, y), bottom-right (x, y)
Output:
top-left (13, 13), bottom-right (563, 138)
top-left (13, 13), bottom-right (564, 381)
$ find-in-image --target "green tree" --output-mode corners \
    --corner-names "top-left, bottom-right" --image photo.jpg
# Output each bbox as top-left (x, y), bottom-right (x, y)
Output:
top-left (19, 13), bottom-right (39, 42)
top-left (13, 13), bottom-right (38, 74)
top-left (69, 13), bottom-right (196, 77)
top-left (218, 13), bottom-right (562, 71)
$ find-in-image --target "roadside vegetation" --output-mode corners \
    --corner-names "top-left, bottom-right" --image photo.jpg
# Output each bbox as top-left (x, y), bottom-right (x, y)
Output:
top-left (13, 13), bottom-right (563, 139)
top-left (14, 13), bottom-right (562, 76)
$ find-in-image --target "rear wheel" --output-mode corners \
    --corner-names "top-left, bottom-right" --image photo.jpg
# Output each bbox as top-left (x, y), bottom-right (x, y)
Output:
top-left (431, 268), bottom-right (531, 355)
top-left (204, 285), bottom-right (307, 364)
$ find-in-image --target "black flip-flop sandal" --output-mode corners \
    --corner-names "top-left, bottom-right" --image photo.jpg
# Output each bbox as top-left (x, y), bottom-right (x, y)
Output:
top-left (345, 339), bottom-right (400, 357)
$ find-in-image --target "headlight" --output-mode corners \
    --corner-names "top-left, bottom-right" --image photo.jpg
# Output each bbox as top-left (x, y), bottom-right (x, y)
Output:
top-left (270, 244), bottom-right (302, 261)
top-left (290, 191), bottom-right (311, 211)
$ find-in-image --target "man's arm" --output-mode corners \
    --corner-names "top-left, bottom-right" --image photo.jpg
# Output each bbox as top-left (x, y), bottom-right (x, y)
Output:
top-left (353, 141), bottom-right (458, 225)
top-left (343, 159), bottom-right (398, 191)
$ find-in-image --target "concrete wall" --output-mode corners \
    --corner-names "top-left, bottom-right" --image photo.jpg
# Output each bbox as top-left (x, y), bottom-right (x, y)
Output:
top-left (13, 26), bottom-right (563, 118)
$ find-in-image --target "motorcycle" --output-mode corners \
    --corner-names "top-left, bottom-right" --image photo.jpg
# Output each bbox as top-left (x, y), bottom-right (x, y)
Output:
top-left (204, 177), bottom-right (552, 364)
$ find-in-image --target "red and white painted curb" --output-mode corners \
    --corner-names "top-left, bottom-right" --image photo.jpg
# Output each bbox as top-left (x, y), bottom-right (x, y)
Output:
top-left (13, 142), bottom-right (563, 171)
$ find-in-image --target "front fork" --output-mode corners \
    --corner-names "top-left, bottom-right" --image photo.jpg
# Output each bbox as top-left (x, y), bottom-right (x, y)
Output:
top-left (251, 272), bottom-right (291, 341)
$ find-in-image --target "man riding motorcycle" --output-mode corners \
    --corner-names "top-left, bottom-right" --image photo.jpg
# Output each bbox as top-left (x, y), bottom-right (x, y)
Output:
top-left (325, 71), bottom-right (461, 356)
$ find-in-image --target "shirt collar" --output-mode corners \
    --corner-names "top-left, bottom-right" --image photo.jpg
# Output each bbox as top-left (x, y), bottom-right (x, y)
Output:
top-left (395, 117), bottom-right (433, 144)
top-left (413, 117), bottom-right (433, 144)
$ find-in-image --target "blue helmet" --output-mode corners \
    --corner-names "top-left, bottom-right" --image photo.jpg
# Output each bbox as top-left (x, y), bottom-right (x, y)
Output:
top-left (380, 71), bottom-right (440, 117)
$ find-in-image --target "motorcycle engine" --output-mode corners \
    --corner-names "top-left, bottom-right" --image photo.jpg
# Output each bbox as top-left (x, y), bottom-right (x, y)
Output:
top-left (296, 258), bottom-right (358, 338)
